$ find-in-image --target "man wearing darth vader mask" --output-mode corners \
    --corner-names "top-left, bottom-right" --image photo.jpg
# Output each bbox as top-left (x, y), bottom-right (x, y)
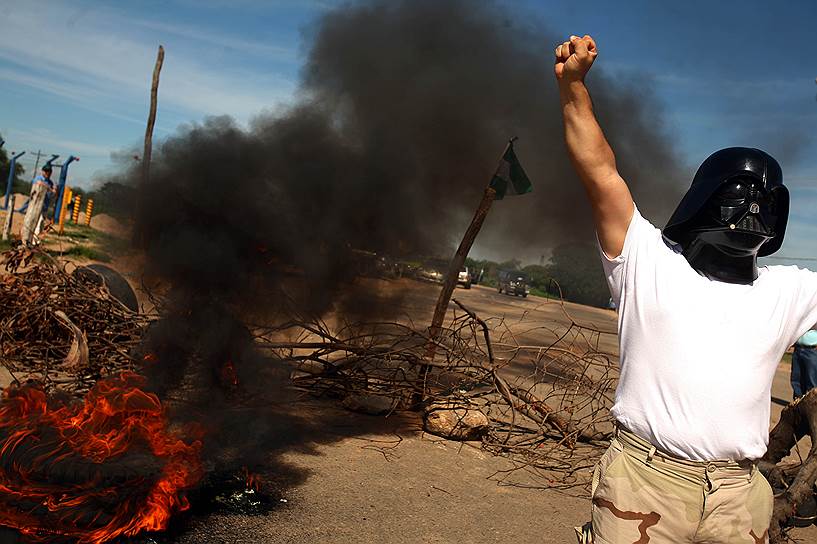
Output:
top-left (556, 34), bottom-right (817, 543)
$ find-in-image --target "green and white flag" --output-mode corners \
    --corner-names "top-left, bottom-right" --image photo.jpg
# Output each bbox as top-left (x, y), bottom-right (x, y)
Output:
top-left (489, 139), bottom-right (532, 200)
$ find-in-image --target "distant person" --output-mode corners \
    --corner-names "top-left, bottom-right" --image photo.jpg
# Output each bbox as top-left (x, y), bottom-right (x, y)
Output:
top-left (21, 165), bottom-right (55, 246)
top-left (792, 327), bottom-right (817, 398)
top-left (556, 35), bottom-right (817, 543)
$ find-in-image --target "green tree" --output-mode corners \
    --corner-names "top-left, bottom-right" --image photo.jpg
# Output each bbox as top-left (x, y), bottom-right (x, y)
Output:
top-left (83, 181), bottom-right (136, 220)
top-left (521, 264), bottom-right (560, 298)
top-left (465, 257), bottom-right (497, 286)
top-left (545, 243), bottom-right (609, 306)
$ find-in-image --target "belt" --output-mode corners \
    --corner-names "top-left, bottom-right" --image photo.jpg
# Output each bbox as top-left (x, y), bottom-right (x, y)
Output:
top-left (613, 423), bottom-right (756, 482)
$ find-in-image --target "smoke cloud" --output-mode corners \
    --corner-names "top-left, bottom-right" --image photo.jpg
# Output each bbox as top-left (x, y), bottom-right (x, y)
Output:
top-left (128, 0), bottom-right (684, 314)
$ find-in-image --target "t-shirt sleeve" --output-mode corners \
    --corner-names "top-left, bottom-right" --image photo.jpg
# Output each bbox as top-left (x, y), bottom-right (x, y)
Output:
top-left (596, 206), bottom-right (666, 307)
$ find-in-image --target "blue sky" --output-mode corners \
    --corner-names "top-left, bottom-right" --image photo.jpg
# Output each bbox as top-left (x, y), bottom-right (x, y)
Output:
top-left (0, 0), bottom-right (814, 267)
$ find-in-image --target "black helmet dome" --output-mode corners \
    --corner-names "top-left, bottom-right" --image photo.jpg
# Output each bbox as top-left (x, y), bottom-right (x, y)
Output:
top-left (663, 147), bottom-right (789, 257)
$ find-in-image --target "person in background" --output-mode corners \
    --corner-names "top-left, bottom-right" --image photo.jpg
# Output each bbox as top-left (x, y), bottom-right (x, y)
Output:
top-left (20, 165), bottom-right (55, 246)
top-left (792, 327), bottom-right (817, 398)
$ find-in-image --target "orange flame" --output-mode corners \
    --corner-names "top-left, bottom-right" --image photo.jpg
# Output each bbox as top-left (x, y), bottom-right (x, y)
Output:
top-left (241, 467), bottom-right (262, 492)
top-left (0, 373), bottom-right (202, 543)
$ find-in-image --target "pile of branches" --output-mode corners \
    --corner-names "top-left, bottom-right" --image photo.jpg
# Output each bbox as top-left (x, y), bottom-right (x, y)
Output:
top-left (257, 298), bottom-right (817, 541)
top-left (255, 298), bottom-right (620, 489)
top-left (0, 247), bottom-right (150, 395)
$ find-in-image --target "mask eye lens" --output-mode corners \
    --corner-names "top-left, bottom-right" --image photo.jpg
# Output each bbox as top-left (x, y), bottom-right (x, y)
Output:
top-left (718, 206), bottom-right (741, 223)
top-left (717, 181), bottom-right (746, 201)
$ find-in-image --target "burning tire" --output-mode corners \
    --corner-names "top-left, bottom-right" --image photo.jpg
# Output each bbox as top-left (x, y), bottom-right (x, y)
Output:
top-left (73, 264), bottom-right (139, 312)
top-left (0, 374), bottom-right (201, 542)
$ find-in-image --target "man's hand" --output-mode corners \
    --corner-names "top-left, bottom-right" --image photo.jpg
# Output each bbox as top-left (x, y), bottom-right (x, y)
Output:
top-left (554, 35), bottom-right (597, 83)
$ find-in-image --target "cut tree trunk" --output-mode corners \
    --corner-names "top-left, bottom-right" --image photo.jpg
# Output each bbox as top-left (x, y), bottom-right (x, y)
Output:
top-left (759, 388), bottom-right (817, 543)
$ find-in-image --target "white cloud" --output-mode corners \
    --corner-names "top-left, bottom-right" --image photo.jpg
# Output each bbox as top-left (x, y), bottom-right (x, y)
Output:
top-left (0, 1), bottom-right (297, 121)
top-left (127, 17), bottom-right (297, 61)
top-left (7, 127), bottom-right (113, 158)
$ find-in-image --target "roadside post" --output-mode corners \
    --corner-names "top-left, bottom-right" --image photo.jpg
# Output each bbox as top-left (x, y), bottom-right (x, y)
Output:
top-left (84, 199), bottom-right (94, 226)
top-left (3, 151), bottom-right (25, 210)
top-left (72, 195), bottom-right (82, 223)
top-left (52, 156), bottom-right (79, 222)
top-left (58, 187), bottom-right (72, 234)
top-left (2, 195), bottom-right (14, 241)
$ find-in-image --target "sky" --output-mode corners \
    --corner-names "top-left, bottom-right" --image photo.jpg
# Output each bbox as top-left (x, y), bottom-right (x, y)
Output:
top-left (0, 0), bottom-right (815, 268)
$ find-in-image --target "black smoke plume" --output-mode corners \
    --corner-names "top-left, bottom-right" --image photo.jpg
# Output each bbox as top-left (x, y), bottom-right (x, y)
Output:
top-left (129, 0), bottom-right (683, 315)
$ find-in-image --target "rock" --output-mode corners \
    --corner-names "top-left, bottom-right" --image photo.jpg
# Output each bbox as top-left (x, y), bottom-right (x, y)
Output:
top-left (342, 393), bottom-right (398, 415)
top-left (423, 404), bottom-right (489, 441)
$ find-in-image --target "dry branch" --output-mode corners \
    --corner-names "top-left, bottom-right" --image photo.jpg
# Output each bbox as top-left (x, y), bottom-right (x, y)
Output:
top-left (259, 296), bottom-right (620, 488)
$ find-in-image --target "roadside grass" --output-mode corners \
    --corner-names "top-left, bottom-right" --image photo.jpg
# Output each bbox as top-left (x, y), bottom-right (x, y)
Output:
top-left (56, 223), bottom-right (129, 256)
top-left (529, 287), bottom-right (555, 299)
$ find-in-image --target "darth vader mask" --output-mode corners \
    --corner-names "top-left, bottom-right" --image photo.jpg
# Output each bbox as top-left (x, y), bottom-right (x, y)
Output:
top-left (663, 148), bottom-right (789, 284)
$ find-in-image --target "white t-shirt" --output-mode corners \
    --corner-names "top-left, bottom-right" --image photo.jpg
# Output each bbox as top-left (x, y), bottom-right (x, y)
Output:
top-left (600, 207), bottom-right (817, 461)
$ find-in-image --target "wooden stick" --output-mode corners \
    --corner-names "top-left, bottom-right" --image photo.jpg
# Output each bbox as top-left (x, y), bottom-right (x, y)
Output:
top-left (2, 194), bottom-right (14, 241)
top-left (142, 45), bottom-right (165, 186)
top-left (427, 186), bottom-right (497, 353)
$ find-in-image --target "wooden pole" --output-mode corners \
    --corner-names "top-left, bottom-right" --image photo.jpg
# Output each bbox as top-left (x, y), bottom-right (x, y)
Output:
top-left (2, 194), bottom-right (15, 241)
top-left (424, 137), bottom-right (522, 359)
top-left (427, 186), bottom-right (497, 352)
top-left (142, 45), bottom-right (164, 186)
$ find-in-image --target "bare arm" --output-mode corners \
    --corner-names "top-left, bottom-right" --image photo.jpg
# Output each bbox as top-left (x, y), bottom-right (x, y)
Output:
top-left (555, 35), bottom-right (634, 258)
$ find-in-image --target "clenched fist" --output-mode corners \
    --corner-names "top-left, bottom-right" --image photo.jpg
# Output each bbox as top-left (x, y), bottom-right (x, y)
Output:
top-left (554, 35), bottom-right (597, 82)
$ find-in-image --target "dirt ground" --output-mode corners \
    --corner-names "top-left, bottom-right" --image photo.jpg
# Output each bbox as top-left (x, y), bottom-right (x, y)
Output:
top-left (174, 403), bottom-right (591, 544)
top-left (1, 209), bottom-right (815, 542)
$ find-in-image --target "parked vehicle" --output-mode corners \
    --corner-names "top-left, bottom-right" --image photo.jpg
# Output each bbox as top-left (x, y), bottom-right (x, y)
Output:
top-left (416, 259), bottom-right (448, 284)
top-left (457, 267), bottom-right (472, 289)
top-left (497, 270), bottom-right (529, 297)
top-left (418, 267), bottom-right (444, 283)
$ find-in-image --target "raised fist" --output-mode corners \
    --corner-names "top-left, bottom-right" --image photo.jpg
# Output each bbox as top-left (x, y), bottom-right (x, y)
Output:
top-left (554, 35), bottom-right (597, 82)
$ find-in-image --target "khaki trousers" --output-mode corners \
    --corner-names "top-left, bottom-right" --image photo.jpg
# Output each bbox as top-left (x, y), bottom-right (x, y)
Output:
top-left (576, 426), bottom-right (773, 543)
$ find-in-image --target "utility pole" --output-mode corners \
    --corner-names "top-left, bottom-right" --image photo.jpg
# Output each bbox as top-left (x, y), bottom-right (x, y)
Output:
top-left (30, 150), bottom-right (42, 176)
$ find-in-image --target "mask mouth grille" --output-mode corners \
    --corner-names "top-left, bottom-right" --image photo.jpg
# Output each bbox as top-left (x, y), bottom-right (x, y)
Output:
top-left (735, 213), bottom-right (767, 234)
